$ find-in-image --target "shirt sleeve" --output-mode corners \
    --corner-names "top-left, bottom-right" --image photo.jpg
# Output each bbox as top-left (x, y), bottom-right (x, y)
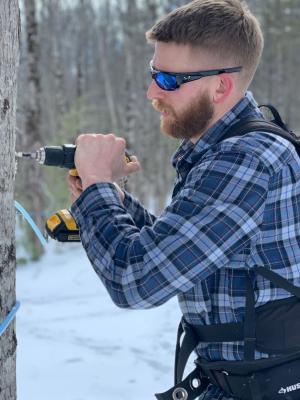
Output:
top-left (122, 190), bottom-right (156, 228)
top-left (71, 150), bottom-right (270, 310)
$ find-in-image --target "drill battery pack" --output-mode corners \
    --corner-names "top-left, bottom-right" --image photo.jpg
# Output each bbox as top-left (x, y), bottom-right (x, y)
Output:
top-left (45, 209), bottom-right (80, 242)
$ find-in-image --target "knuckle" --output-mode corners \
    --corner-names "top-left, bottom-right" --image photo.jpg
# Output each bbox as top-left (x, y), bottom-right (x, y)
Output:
top-left (76, 134), bottom-right (84, 143)
top-left (77, 133), bottom-right (92, 143)
top-left (117, 137), bottom-right (126, 149)
top-left (106, 133), bottom-right (115, 141)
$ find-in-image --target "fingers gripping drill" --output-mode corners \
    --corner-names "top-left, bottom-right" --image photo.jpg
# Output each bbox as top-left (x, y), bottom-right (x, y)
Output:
top-left (16, 144), bottom-right (132, 242)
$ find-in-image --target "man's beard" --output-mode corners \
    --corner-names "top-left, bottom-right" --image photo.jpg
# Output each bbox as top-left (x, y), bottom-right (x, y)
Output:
top-left (152, 91), bottom-right (214, 141)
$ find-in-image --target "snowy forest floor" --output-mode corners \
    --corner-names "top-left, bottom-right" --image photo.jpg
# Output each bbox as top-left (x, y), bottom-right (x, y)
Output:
top-left (16, 241), bottom-right (182, 400)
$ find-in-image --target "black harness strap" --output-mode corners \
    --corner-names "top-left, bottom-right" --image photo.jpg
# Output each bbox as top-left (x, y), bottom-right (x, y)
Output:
top-left (259, 104), bottom-right (290, 131)
top-left (155, 318), bottom-right (211, 400)
top-left (155, 367), bottom-right (210, 400)
top-left (189, 320), bottom-right (244, 342)
top-left (256, 267), bottom-right (300, 299)
top-left (174, 319), bottom-right (197, 384)
top-left (155, 276), bottom-right (256, 400)
top-left (155, 269), bottom-right (300, 400)
top-left (174, 317), bottom-right (247, 386)
top-left (221, 118), bottom-right (300, 157)
top-left (244, 273), bottom-right (256, 361)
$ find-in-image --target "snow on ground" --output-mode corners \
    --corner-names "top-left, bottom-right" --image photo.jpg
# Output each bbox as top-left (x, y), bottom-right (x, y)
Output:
top-left (16, 241), bottom-right (182, 400)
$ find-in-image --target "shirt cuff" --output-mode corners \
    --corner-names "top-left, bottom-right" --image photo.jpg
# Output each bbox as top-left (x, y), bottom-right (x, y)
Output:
top-left (71, 182), bottom-right (124, 225)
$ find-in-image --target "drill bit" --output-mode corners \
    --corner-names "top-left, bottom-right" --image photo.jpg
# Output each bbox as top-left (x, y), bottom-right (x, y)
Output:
top-left (15, 151), bottom-right (36, 159)
top-left (15, 150), bottom-right (46, 164)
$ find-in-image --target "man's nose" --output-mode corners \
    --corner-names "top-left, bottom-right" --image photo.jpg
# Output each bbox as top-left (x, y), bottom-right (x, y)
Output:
top-left (147, 79), bottom-right (165, 100)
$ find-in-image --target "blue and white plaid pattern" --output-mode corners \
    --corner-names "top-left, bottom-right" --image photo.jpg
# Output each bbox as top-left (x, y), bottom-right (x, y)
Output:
top-left (71, 92), bottom-right (300, 399)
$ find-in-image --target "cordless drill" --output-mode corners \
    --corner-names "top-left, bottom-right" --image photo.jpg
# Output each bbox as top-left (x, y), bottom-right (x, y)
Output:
top-left (16, 144), bottom-right (132, 242)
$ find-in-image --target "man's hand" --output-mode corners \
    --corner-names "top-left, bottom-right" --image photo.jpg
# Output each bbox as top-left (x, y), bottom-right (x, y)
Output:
top-left (67, 175), bottom-right (83, 203)
top-left (74, 133), bottom-right (141, 191)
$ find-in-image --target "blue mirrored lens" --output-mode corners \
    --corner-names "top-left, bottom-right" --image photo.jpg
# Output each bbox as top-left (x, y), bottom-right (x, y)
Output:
top-left (155, 72), bottom-right (178, 91)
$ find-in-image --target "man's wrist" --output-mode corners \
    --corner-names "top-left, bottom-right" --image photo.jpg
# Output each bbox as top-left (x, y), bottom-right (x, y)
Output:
top-left (82, 176), bottom-right (113, 191)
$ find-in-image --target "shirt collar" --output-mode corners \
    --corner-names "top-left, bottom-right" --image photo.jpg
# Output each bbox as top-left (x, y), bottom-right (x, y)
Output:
top-left (171, 91), bottom-right (264, 169)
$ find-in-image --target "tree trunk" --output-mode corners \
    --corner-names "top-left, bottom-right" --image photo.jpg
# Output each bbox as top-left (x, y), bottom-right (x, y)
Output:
top-left (0, 2), bottom-right (20, 399)
top-left (75, 0), bottom-right (87, 134)
top-left (120, 0), bottom-right (140, 195)
top-left (37, 0), bottom-right (65, 139)
top-left (24, 0), bottom-right (46, 260)
top-left (98, 0), bottom-right (119, 134)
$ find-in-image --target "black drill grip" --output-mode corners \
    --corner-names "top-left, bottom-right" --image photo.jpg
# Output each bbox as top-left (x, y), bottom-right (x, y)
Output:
top-left (43, 144), bottom-right (76, 169)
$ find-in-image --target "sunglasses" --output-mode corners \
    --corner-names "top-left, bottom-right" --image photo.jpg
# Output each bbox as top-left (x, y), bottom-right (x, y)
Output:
top-left (149, 60), bottom-right (243, 91)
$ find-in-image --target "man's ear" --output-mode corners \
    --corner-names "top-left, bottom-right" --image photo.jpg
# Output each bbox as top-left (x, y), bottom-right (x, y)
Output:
top-left (213, 74), bottom-right (233, 104)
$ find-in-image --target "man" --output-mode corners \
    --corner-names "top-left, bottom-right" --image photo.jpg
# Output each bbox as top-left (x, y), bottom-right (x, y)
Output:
top-left (68, 1), bottom-right (300, 399)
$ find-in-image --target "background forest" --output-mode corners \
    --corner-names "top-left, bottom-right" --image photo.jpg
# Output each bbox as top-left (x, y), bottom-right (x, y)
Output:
top-left (15, 0), bottom-right (300, 260)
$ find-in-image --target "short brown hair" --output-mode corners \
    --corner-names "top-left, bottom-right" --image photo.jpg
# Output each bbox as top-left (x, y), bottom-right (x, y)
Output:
top-left (146, 0), bottom-right (264, 89)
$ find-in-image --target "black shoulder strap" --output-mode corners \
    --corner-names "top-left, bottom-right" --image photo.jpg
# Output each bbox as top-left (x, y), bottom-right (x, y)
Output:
top-left (259, 104), bottom-right (290, 131)
top-left (221, 118), bottom-right (300, 158)
top-left (255, 267), bottom-right (300, 299)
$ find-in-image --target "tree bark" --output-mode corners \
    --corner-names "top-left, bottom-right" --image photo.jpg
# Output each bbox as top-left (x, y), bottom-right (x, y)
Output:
top-left (24, 0), bottom-right (46, 260)
top-left (0, 2), bottom-right (20, 399)
top-left (98, 0), bottom-right (119, 134)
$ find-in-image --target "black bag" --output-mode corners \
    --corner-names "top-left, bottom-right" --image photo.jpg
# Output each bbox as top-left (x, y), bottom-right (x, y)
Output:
top-left (197, 351), bottom-right (300, 400)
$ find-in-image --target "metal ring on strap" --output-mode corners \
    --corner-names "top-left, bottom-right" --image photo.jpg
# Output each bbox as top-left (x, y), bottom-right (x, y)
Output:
top-left (172, 387), bottom-right (188, 400)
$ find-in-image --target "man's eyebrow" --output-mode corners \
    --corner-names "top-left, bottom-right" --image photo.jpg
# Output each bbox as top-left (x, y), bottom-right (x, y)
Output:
top-left (152, 63), bottom-right (173, 73)
top-left (151, 60), bottom-right (170, 72)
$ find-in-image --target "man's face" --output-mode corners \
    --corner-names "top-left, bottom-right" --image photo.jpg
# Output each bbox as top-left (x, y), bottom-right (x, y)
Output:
top-left (147, 42), bottom-right (216, 142)
top-left (151, 90), bottom-right (214, 140)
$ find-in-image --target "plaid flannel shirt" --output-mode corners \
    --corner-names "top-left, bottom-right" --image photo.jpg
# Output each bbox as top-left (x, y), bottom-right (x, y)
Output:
top-left (71, 91), bottom-right (300, 399)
